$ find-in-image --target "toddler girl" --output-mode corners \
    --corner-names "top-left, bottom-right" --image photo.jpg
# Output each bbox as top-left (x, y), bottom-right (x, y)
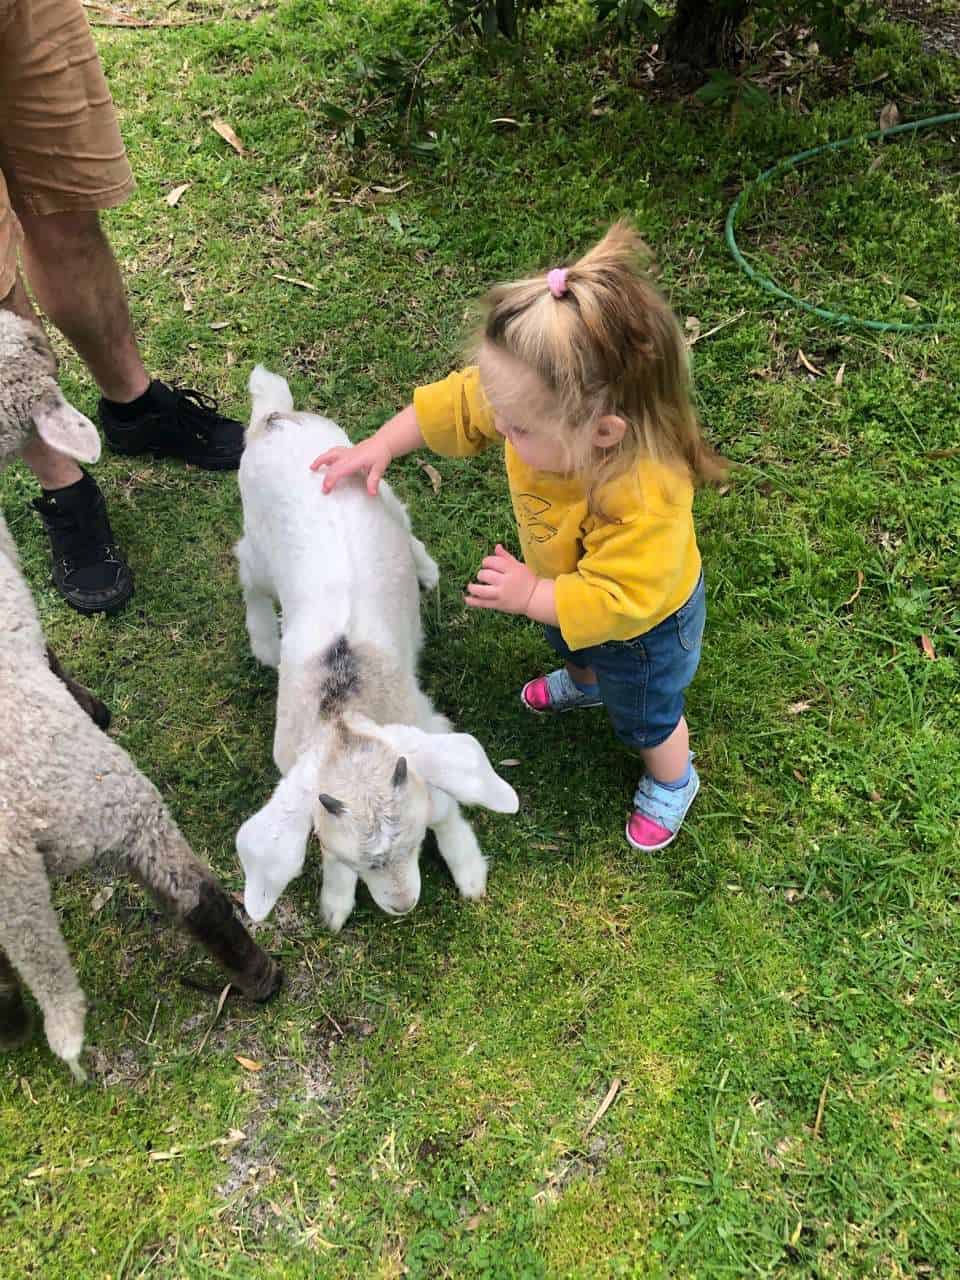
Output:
top-left (312, 221), bottom-right (725, 850)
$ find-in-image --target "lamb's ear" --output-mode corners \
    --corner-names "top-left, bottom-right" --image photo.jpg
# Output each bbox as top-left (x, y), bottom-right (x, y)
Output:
top-left (32, 388), bottom-right (101, 463)
top-left (236, 754), bottom-right (318, 921)
top-left (377, 725), bottom-right (519, 814)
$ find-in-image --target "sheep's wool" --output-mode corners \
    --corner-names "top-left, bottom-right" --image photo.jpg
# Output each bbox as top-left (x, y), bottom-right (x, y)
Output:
top-left (0, 311), bottom-right (58, 456)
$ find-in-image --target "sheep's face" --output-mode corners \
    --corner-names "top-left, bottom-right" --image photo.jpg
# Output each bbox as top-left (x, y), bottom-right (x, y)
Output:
top-left (314, 747), bottom-right (430, 918)
top-left (0, 312), bottom-right (100, 466)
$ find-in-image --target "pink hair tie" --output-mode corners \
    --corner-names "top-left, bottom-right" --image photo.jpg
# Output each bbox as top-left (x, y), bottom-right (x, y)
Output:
top-left (547, 267), bottom-right (569, 299)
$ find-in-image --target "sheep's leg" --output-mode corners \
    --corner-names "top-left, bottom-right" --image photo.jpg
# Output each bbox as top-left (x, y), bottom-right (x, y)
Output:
top-left (429, 794), bottom-right (488, 901)
top-left (119, 801), bottom-right (282, 1002)
top-left (236, 537), bottom-right (281, 668)
top-left (379, 481), bottom-right (439, 590)
top-left (46, 645), bottom-right (110, 731)
top-left (410, 534), bottom-right (440, 591)
top-left (0, 845), bottom-right (87, 1079)
top-left (0, 946), bottom-right (32, 1051)
top-left (320, 853), bottom-right (358, 934)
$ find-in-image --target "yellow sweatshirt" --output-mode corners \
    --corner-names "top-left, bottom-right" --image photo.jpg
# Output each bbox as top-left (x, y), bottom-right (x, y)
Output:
top-left (413, 366), bottom-right (702, 652)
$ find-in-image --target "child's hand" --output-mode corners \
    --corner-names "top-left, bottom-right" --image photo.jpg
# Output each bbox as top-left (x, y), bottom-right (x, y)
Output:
top-left (310, 437), bottom-right (393, 495)
top-left (466, 545), bottom-right (539, 615)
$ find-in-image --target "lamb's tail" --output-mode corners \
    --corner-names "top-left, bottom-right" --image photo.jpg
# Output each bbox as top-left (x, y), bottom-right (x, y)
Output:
top-left (248, 365), bottom-right (294, 433)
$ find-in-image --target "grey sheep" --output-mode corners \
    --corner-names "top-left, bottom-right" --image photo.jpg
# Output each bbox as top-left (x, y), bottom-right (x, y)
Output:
top-left (0, 311), bottom-right (282, 1081)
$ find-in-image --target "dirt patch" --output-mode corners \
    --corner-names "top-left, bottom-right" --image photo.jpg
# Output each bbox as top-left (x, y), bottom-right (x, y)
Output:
top-left (884, 1), bottom-right (960, 57)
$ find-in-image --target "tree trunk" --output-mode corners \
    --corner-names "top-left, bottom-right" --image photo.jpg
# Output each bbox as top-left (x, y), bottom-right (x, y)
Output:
top-left (662, 0), bottom-right (754, 71)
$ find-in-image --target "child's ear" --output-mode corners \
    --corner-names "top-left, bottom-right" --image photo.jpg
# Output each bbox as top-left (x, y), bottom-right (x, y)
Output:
top-left (592, 415), bottom-right (627, 450)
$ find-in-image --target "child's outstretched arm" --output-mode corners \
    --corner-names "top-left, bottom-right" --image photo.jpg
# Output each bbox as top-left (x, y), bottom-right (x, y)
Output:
top-left (310, 403), bottom-right (424, 495)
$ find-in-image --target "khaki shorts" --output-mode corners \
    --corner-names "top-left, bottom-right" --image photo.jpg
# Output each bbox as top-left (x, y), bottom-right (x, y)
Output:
top-left (0, 0), bottom-right (135, 298)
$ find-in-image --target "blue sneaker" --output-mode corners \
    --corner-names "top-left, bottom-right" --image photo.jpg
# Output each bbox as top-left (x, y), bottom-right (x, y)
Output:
top-left (626, 765), bottom-right (700, 852)
top-left (522, 668), bottom-right (602, 714)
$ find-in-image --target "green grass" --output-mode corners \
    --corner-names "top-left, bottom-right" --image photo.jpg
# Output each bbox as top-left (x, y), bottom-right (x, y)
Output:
top-left (2, 3), bottom-right (959, 1276)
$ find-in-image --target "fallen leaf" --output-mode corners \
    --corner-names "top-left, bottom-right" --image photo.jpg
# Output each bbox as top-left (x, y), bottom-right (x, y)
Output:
top-left (797, 349), bottom-right (823, 377)
top-left (879, 101), bottom-right (900, 133)
top-left (925, 446), bottom-right (960, 459)
top-left (919, 634), bottom-right (936, 660)
top-left (901, 294), bottom-right (920, 310)
top-left (584, 1077), bottom-right (622, 1138)
top-left (834, 362), bottom-right (846, 387)
top-left (787, 700), bottom-right (812, 715)
top-left (165, 183), bottom-right (190, 207)
top-left (498, 759), bottom-right (520, 768)
top-left (684, 315), bottom-right (702, 339)
top-left (464, 1212), bottom-right (488, 1230)
top-left (370, 181), bottom-right (411, 194)
top-left (867, 153), bottom-right (883, 174)
top-left (842, 570), bottom-right (864, 607)
top-left (784, 888), bottom-right (801, 903)
top-left (209, 320), bottom-right (231, 330)
top-left (793, 769), bottom-right (807, 783)
top-left (868, 790), bottom-right (882, 803)
top-left (418, 460), bottom-right (442, 495)
top-left (273, 273), bottom-right (317, 291)
top-left (235, 1055), bottom-right (264, 1073)
top-left (212, 118), bottom-right (245, 155)
top-left (489, 117), bottom-right (521, 127)
top-left (718, 484), bottom-right (731, 496)
top-left (90, 885), bottom-right (115, 915)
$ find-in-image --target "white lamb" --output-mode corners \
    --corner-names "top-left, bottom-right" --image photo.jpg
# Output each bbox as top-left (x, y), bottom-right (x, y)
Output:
top-left (234, 366), bottom-right (519, 931)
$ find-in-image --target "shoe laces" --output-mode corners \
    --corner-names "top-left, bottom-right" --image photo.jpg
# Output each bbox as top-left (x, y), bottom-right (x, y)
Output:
top-left (168, 385), bottom-right (234, 442)
top-left (34, 489), bottom-right (117, 570)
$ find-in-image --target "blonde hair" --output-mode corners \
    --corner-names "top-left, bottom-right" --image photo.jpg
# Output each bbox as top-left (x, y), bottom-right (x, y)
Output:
top-left (477, 220), bottom-right (727, 516)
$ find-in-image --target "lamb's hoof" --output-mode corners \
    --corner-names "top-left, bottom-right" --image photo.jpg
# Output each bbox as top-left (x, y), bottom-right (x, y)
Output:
top-left (454, 861), bottom-right (489, 902)
top-left (239, 953), bottom-right (284, 1003)
top-left (321, 900), bottom-right (352, 934)
top-left (89, 697), bottom-right (111, 732)
top-left (0, 994), bottom-right (32, 1051)
top-left (66, 1057), bottom-right (88, 1085)
top-left (418, 562), bottom-right (440, 592)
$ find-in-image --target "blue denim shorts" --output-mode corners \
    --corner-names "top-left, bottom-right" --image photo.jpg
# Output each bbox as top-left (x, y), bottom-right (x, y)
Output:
top-left (543, 572), bottom-right (706, 749)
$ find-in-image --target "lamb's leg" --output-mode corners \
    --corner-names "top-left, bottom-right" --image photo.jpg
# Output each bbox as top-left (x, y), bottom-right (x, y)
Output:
top-left (0, 946), bottom-right (32, 1051)
top-left (378, 480), bottom-right (439, 590)
top-left (429, 794), bottom-right (488, 901)
top-left (320, 853), bottom-right (358, 934)
top-left (236, 537), bottom-right (281, 668)
top-left (274, 649), bottom-right (315, 774)
top-left (46, 646), bottom-right (110, 731)
top-left (120, 798), bottom-right (282, 1002)
top-left (0, 844), bottom-right (87, 1079)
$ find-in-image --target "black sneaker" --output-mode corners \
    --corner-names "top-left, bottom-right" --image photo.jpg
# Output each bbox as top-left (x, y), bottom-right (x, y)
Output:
top-left (99, 380), bottom-right (244, 471)
top-left (32, 471), bottom-right (134, 616)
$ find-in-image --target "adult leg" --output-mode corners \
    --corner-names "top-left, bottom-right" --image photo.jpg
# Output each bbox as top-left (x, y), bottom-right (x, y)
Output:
top-left (18, 209), bottom-right (147, 404)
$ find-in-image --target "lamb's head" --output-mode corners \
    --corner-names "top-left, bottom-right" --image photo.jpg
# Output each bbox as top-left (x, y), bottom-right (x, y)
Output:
top-left (312, 732), bottom-right (431, 919)
top-left (236, 713), bottom-right (519, 928)
top-left (0, 311), bottom-right (100, 468)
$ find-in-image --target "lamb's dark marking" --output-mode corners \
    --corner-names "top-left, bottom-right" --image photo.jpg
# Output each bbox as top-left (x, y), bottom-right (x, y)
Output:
top-left (317, 635), bottom-right (361, 716)
top-left (318, 793), bottom-right (345, 817)
top-left (0, 948), bottom-right (31, 1050)
top-left (392, 757), bottom-right (408, 788)
top-left (183, 882), bottom-right (283, 1002)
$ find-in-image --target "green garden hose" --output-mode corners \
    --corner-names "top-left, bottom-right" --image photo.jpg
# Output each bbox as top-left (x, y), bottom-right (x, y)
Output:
top-left (725, 111), bottom-right (960, 334)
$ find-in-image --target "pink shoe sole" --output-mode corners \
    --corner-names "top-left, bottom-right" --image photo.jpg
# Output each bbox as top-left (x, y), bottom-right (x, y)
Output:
top-left (625, 772), bottom-right (700, 852)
